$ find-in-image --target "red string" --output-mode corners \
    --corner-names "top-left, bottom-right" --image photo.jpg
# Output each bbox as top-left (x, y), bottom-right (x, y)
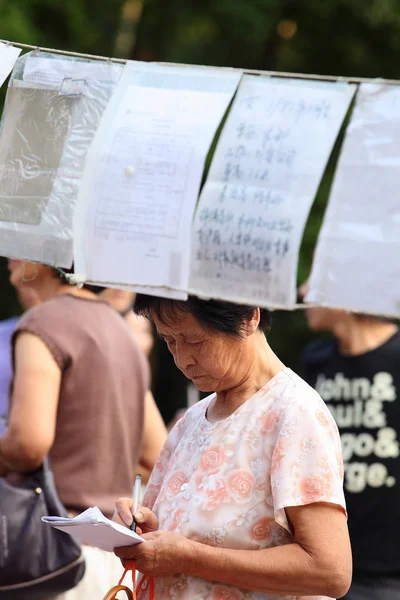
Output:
top-left (118, 561), bottom-right (154, 599)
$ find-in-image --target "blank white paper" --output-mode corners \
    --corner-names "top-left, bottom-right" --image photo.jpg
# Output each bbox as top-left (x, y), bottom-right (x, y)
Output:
top-left (189, 75), bottom-right (356, 308)
top-left (74, 61), bottom-right (242, 299)
top-left (307, 83), bottom-right (400, 317)
top-left (0, 42), bottom-right (20, 88)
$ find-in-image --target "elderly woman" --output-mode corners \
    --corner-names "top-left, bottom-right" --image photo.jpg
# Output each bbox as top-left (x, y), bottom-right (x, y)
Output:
top-left (114, 295), bottom-right (352, 600)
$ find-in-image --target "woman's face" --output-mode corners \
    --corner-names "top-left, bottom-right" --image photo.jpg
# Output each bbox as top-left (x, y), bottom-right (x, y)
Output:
top-left (8, 259), bottom-right (54, 292)
top-left (100, 289), bottom-right (135, 313)
top-left (153, 310), bottom-right (251, 393)
top-left (298, 280), bottom-right (344, 332)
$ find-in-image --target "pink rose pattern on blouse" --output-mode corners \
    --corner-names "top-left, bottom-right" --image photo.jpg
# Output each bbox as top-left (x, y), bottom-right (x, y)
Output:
top-left (139, 368), bottom-right (345, 600)
top-left (250, 517), bottom-right (274, 544)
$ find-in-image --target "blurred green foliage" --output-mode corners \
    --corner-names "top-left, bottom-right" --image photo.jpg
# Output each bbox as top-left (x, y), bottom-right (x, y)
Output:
top-left (0, 0), bottom-right (399, 414)
top-left (0, 0), bottom-right (123, 54)
top-left (134, 0), bottom-right (400, 78)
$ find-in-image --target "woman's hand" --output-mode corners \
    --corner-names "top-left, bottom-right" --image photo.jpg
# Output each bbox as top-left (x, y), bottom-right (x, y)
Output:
top-left (113, 497), bottom-right (159, 535)
top-left (115, 530), bottom-right (193, 577)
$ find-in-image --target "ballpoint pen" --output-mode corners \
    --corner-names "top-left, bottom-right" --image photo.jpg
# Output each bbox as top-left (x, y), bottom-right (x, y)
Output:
top-left (130, 473), bottom-right (142, 532)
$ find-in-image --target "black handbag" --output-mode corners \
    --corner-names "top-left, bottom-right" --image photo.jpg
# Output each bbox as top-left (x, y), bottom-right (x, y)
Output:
top-left (0, 459), bottom-right (85, 599)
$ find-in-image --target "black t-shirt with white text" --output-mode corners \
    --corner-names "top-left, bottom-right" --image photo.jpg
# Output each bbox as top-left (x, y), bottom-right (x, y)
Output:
top-left (302, 331), bottom-right (400, 578)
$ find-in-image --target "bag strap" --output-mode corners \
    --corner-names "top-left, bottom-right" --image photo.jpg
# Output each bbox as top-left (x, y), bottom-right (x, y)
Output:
top-left (117, 561), bottom-right (154, 600)
top-left (102, 585), bottom-right (133, 600)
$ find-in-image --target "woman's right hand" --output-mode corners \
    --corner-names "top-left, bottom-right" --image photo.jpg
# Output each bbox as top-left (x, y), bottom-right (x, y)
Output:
top-left (113, 497), bottom-right (159, 535)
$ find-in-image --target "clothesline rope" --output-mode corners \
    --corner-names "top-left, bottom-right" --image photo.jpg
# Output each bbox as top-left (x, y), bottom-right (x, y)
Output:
top-left (2, 37), bottom-right (400, 86)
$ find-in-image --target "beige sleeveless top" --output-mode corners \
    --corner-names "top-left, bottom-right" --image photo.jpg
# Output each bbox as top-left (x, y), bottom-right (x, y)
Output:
top-left (13, 294), bottom-right (149, 518)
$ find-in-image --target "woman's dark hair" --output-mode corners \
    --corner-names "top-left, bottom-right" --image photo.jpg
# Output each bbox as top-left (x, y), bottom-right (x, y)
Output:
top-left (134, 294), bottom-right (272, 338)
top-left (54, 264), bottom-right (104, 295)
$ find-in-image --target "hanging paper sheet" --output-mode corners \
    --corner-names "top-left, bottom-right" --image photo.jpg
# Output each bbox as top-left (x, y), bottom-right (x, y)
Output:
top-left (0, 42), bottom-right (21, 88)
top-left (73, 61), bottom-right (242, 299)
top-left (189, 75), bottom-right (356, 308)
top-left (307, 83), bottom-right (400, 317)
top-left (0, 52), bottom-right (122, 267)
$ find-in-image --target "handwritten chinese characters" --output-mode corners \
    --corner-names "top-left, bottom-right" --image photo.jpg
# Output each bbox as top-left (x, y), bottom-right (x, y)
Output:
top-left (190, 75), bottom-right (356, 307)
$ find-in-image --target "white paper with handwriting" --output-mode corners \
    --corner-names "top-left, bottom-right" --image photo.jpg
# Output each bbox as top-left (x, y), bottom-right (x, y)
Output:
top-left (73, 61), bottom-right (242, 299)
top-left (189, 75), bottom-right (356, 308)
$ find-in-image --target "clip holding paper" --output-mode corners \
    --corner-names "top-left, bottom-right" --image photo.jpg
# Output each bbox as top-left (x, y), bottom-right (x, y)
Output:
top-left (124, 166), bottom-right (135, 176)
top-left (64, 273), bottom-right (87, 288)
top-left (59, 77), bottom-right (87, 96)
top-left (55, 267), bottom-right (87, 288)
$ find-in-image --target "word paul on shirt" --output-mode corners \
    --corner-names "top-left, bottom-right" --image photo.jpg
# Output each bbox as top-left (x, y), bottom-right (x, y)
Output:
top-left (315, 371), bottom-right (398, 494)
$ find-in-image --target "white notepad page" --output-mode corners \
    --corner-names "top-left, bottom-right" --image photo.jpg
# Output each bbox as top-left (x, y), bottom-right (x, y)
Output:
top-left (42, 506), bottom-right (144, 552)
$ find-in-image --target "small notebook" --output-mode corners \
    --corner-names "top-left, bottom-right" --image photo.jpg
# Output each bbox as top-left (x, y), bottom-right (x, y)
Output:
top-left (42, 506), bottom-right (144, 552)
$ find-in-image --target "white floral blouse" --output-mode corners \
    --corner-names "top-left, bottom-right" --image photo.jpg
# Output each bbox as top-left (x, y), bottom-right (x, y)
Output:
top-left (139, 368), bottom-right (346, 600)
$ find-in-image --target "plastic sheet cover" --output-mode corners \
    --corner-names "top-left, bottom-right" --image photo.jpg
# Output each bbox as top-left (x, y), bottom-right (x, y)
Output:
top-left (0, 52), bottom-right (122, 267)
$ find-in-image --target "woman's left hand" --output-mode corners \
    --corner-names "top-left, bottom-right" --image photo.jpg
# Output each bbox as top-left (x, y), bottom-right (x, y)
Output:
top-left (114, 530), bottom-right (192, 577)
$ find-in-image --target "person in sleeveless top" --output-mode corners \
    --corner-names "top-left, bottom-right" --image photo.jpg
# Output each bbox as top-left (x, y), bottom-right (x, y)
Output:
top-left (113, 294), bottom-right (352, 600)
top-left (0, 260), bottom-right (167, 599)
top-left (0, 286), bottom-right (39, 435)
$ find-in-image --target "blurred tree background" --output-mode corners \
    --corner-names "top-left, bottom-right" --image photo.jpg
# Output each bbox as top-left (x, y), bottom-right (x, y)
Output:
top-left (1, 0), bottom-right (399, 421)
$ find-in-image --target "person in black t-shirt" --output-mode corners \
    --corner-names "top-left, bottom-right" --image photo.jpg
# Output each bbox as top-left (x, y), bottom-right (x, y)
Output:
top-left (299, 282), bottom-right (400, 600)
